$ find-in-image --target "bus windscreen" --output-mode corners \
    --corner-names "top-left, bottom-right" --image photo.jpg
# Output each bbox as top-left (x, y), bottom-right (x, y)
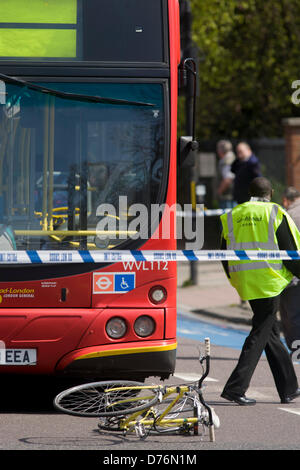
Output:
top-left (0, 80), bottom-right (166, 252)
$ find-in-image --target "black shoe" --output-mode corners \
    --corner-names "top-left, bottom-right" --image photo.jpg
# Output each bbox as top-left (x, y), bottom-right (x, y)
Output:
top-left (281, 388), bottom-right (300, 404)
top-left (221, 391), bottom-right (256, 406)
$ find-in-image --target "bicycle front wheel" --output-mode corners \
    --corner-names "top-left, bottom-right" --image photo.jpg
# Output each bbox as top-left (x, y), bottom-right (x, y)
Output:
top-left (54, 380), bottom-right (159, 417)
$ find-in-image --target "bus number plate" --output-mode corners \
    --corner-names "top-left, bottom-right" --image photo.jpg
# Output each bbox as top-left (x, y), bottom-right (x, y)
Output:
top-left (0, 348), bottom-right (37, 365)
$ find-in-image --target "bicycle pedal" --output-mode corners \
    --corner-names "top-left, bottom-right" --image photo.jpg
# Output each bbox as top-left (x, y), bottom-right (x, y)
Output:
top-left (178, 423), bottom-right (192, 435)
top-left (178, 428), bottom-right (191, 435)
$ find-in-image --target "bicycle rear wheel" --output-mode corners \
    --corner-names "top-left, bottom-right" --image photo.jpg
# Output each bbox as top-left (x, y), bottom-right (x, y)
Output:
top-left (54, 380), bottom-right (159, 417)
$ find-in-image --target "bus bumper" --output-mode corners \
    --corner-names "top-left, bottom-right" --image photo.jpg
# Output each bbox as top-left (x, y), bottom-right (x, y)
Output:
top-left (55, 339), bottom-right (177, 380)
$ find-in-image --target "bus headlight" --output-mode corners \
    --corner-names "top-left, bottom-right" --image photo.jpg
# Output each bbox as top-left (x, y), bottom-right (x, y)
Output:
top-left (106, 317), bottom-right (127, 339)
top-left (134, 315), bottom-right (155, 337)
top-left (148, 286), bottom-right (167, 304)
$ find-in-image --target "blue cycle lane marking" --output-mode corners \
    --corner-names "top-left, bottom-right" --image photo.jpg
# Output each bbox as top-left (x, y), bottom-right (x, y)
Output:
top-left (177, 311), bottom-right (292, 355)
top-left (177, 311), bottom-right (249, 350)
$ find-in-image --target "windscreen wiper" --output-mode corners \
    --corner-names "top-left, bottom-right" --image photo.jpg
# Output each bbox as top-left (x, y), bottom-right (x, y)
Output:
top-left (0, 72), bottom-right (155, 107)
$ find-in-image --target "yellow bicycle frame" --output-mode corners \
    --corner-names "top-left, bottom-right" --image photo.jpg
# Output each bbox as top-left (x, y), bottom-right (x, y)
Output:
top-left (104, 384), bottom-right (200, 432)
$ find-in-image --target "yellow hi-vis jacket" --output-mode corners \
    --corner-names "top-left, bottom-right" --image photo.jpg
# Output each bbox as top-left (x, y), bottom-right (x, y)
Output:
top-left (220, 200), bottom-right (300, 301)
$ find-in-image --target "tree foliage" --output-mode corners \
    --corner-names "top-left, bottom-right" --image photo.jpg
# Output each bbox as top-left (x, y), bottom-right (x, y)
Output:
top-left (188, 0), bottom-right (300, 139)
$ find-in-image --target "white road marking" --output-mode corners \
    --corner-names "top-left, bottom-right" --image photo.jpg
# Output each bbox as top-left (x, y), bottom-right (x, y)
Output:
top-left (278, 408), bottom-right (300, 416)
top-left (174, 372), bottom-right (218, 382)
top-left (177, 326), bottom-right (229, 337)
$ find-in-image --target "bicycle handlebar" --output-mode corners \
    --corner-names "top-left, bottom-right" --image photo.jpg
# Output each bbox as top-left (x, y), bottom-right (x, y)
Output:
top-left (198, 337), bottom-right (211, 389)
top-left (205, 337), bottom-right (210, 356)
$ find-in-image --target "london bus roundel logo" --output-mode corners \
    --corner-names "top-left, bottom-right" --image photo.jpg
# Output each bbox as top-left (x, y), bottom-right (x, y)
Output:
top-left (93, 273), bottom-right (135, 294)
top-left (96, 275), bottom-right (112, 291)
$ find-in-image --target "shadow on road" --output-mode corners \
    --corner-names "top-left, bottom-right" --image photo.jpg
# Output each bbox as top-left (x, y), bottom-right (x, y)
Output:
top-left (0, 375), bottom-right (83, 413)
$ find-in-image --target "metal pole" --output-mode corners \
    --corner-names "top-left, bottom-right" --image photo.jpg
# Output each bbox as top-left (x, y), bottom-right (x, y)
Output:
top-left (42, 96), bottom-right (49, 231)
top-left (183, 3), bottom-right (198, 285)
top-left (48, 96), bottom-right (55, 231)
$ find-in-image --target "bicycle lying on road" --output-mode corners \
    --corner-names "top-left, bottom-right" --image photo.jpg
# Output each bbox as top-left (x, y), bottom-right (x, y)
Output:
top-left (54, 337), bottom-right (220, 441)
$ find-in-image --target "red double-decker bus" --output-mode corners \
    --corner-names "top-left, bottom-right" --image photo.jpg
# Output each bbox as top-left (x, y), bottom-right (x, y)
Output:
top-left (0, 0), bottom-right (180, 382)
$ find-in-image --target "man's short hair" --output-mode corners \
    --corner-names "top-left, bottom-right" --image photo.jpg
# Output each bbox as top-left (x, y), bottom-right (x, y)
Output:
top-left (249, 177), bottom-right (273, 198)
top-left (283, 186), bottom-right (300, 202)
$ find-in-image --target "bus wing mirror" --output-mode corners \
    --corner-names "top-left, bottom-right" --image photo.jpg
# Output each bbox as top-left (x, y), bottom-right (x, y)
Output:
top-left (178, 136), bottom-right (198, 167)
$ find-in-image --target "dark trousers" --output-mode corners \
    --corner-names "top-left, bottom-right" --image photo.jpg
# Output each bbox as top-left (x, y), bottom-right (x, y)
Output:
top-left (222, 295), bottom-right (299, 400)
top-left (279, 281), bottom-right (300, 351)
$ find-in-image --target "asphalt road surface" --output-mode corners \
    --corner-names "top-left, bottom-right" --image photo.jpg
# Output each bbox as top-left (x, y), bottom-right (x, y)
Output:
top-left (1, 310), bottom-right (300, 457)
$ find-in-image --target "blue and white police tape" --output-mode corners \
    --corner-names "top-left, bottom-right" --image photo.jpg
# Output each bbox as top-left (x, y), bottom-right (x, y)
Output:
top-left (177, 209), bottom-right (231, 217)
top-left (1, 250), bottom-right (300, 263)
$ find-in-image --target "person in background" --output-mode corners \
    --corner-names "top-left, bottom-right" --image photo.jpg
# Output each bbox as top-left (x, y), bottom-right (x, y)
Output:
top-left (217, 140), bottom-right (244, 307)
top-left (282, 187), bottom-right (300, 227)
top-left (216, 140), bottom-right (236, 209)
top-left (231, 142), bottom-right (261, 204)
top-left (220, 177), bottom-right (300, 406)
top-left (280, 186), bottom-right (300, 351)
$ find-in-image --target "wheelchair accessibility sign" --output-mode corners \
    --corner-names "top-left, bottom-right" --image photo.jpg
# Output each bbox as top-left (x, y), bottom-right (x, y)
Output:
top-left (93, 272), bottom-right (135, 294)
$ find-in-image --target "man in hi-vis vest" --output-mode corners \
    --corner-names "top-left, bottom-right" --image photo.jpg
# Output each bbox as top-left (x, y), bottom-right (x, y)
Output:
top-left (220, 177), bottom-right (300, 405)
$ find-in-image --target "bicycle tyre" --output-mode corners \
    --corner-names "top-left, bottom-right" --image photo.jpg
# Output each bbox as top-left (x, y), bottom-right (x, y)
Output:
top-left (54, 380), bottom-right (159, 417)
